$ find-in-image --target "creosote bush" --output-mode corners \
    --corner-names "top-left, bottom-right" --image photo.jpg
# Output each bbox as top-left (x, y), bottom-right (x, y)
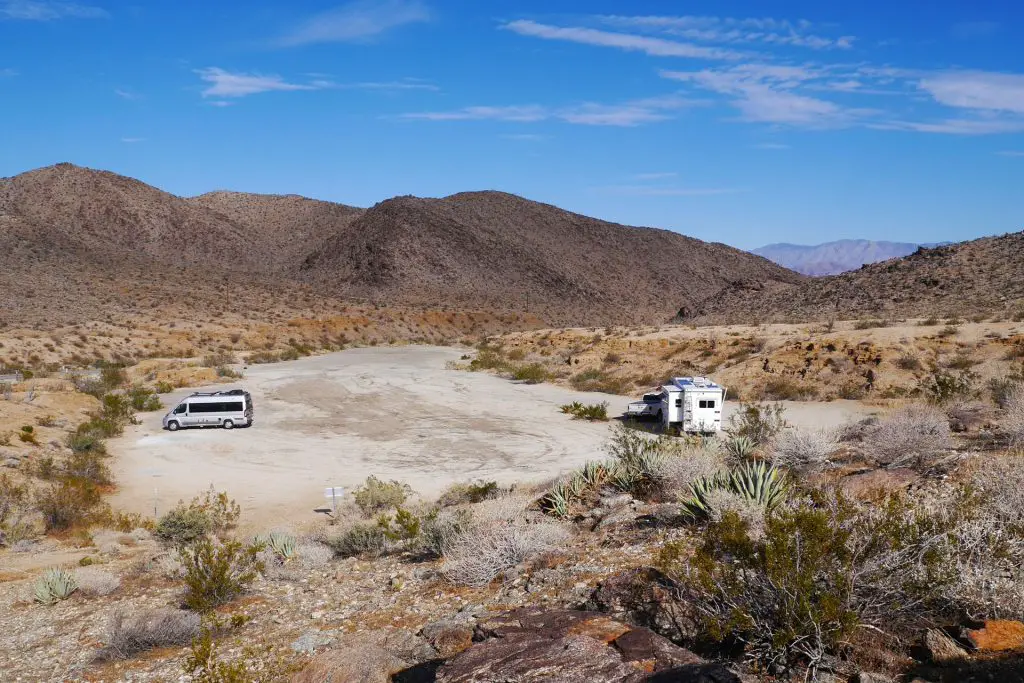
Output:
top-left (180, 536), bottom-right (263, 613)
top-left (728, 402), bottom-right (787, 446)
top-left (437, 480), bottom-right (501, 507)
top-left (156, 488), bottom-right (240, 545)
top-left (559, 401), bottom-right (609, 421)
top-left (769, 428), bottom-right (839, 472)
top-left (327, 522), bottom-right (388, 558)
top-left (352, 476), bottom-right (411, 515)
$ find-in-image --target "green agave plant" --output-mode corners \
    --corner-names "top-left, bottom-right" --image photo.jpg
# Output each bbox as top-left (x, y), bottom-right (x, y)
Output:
top-left (255, 531), bottom-right (297, 562)
top-left (541, 484), bottom-right (570, 518)
top-left (682, 461), bottom-right (788, 519)
top-left (726, 435), bottom-right (757, 460)
top-left (34, 567), bottom-right (78, 605)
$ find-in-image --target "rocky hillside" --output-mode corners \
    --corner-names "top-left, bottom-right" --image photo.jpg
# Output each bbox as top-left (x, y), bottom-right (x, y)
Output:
top-left (300, 191), bottom-right (802, 326)
top-left (689, 232), bottom-right (1024, 323)
top-left (752, 239), bottom-right (928, 276)
top-left (0, 164), bottom-right (802, 328)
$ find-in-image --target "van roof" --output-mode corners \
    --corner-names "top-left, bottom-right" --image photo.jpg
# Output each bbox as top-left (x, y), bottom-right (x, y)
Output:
top-left (662, 376), bottom-right (723, 391)
top-left (184, 394), bottom-right (247, 402)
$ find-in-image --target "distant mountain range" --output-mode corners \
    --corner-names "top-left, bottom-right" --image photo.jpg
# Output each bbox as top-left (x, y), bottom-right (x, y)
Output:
top-left (752, 239), bottom-right (939, 276)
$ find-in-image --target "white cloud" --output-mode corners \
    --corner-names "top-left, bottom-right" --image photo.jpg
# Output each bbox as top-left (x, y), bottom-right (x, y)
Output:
top-left (754, 142), bottom-right (790, 149)
top-left (634, 172), bottom-right (677, 179)
top-left (338, 80), bottom-right (439, 91)
top-left (120, 137), bottom-right (145, 143)
top-left (997, 150), bottom-right (1024, 157)
top-left (0, 0), bottom-right (106, 19)
top-left (871, 118), bottom-right (1024, 135)
top-left (597, 14), bottom-right (854, 50)
top-left (279, 0), bottom-right (430, 46)
top-left (400, 93), bottom-right (696, 127)
top-left (115, 88), bottom-right (140, 100)
top-left (207, 100), bottom-right (234, 107)
top-left (919, 70), bottom-right (1024, 115)
top-left (502, 19), bottom-right (743, 60)
top-left (195, 67), bottom-right (319, 98)
top-left (0, 67), bottom-right (16, 77)
top-left (594, 185), bottom-right (742, 197)
top-left (501, 133), bottom-right (547, 141)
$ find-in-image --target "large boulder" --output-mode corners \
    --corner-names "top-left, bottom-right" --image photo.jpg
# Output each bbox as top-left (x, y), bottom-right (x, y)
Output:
top-left (963, 620), bottom-right (1024, 652)
top-left (582, 567), bottom-right (700, 643)
top-left (291, 630), bottom-right (437, 683)
top-left (435, 608), bottom-right (738, 683)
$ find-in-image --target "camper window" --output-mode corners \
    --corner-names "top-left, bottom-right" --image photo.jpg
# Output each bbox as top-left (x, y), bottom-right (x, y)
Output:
top-left (174, 404), bottom-right (186, 414)
top-left (699, 400), bottom-right (716, 409)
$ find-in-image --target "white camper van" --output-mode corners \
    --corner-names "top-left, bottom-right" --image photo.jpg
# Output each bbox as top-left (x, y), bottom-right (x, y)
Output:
top-left (659, 377), bottom-right (725, 434)
top-left (162, 389), bottom-right (253, 431)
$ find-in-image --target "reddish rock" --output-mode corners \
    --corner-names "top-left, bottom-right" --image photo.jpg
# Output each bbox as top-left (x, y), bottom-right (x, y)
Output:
top-left (613, 627), bottom-right (703, 672)
top-left (964, 620), bottom-right (1024, 652)
top-left (583, 567), bottom-right (700, 642)
top-left (839, 468), bottom-right (919, 500)
top-left (291, 641), bottom-right (406, 683)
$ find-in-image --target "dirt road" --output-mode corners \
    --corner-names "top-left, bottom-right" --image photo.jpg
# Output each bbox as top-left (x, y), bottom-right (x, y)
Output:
top-left (108, 346), bottom-right (876, 527)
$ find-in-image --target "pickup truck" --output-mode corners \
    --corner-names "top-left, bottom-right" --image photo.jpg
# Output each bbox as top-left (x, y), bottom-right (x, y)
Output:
top-left (624, 393), bottom-right (663, 420)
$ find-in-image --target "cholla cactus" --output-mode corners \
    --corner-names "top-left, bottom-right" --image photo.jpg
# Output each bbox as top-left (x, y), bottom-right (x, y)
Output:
top-left (34, 567), bottom-right (78, 605)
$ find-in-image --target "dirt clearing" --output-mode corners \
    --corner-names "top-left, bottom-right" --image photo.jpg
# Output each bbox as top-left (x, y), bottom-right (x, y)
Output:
top-left (107, 346), bottom-right (875, 527)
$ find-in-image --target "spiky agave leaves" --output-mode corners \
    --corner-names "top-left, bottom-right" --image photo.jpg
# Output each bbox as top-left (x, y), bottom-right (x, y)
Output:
top-left (254, 531), bottom-right (297, 562)
top-left (34, 567), bottom-right (78, 605)
top-left (540, 483), bottom-right (571, 518)
top-left (681, 461), bottom-right (788, 520)
top-left (726, 435), bottom-right (757, 460)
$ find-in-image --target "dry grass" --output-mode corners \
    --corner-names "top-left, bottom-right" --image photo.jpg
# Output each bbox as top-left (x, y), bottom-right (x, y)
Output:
top-left (863, 404), bottom-right (953, 470)
top-left (769, 428), bottom-right (840, 472)
top-left (98, 609), bottom-right (201, 660)
top-left (73, 567), bottom-right (120, 596)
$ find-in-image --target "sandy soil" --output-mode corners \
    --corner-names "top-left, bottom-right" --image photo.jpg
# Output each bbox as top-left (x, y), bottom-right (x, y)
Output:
top-left (107, 346), bottom-right (877, 528)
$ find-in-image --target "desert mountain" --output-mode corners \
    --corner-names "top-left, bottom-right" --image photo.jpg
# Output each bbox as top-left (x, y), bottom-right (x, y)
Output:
top-left (752, 239), bottom-right (930, 276)
top-left (0, 163), bottom-right (803, 327)
top-left (299, 191), bottom-right (803, 325)
top-left (688, 232), bottom-right (1024, 323)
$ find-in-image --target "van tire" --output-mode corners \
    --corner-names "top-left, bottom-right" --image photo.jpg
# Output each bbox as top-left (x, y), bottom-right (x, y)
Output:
top-left (223, 420), bottom-right (234, 430)
top-left (167, 421), bottom-right (180, 432)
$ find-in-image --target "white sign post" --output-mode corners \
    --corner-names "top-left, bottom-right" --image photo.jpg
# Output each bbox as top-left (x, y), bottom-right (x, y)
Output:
top-left (324, 486), bottom-right (344, 515)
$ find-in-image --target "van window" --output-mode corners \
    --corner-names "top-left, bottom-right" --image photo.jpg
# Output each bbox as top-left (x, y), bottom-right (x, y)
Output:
top-left (174, 404), bottom-right (186, 414)
top-left (188, 401), bottom-right (244, 413)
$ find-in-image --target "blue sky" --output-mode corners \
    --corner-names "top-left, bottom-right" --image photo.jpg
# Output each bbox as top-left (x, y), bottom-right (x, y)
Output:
top-left (2, 0), bottom-right (1023, 249)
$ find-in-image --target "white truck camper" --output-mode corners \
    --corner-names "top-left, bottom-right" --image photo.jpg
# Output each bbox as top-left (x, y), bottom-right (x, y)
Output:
top-left (162, 389), bottom-right (253, 431)
top-left (626, 376), bottom-right (726, 434)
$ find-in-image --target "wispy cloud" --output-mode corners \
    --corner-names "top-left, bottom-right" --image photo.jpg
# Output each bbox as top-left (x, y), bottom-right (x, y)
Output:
top-left (594, 185), bottom-right (743, 197)
top-left (0, 67), bottom-right (16, 77)
top-left (278, 0), bottom-right (430, 47)
top-left (336, 79), bottom-right (439, 91)
top-left (120, 137), bottom-right (145, 143)
top-left (634, 172), bottom-right (677, 180)
top-left (0, 0), bottom-right (107, 20)
top-left (207, 100), bottom-right (234, 107)
top-left (400, 93), bottom-right (697, 127)
top-left (997, 150), bottom-right (1024, 157)
top-left (597, 15), bottom-right (854, 50)
top-left (754, 142), bottom-right (790, 149)
top-left (502, 19), bottom-right (743, 60)
top-left (195, 67), bottom-right (319, 98)
top-left (661, 65), bottom-right (873, 127)
top-left (501, 133), bottom-right (547, 141)
top-left (115, 88), bottom-right (140, 100)
top-left (918, 70), bottom-right (1024, 115)
top-left (872, 118), bottom-right (1024, 135)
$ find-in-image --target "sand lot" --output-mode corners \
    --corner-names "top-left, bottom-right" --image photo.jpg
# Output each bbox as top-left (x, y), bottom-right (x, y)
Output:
top-left (108, 346), bottom-right (876, 527)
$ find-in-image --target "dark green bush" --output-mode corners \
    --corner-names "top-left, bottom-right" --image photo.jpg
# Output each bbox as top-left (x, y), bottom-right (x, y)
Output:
top-left (437, 480), bottom-right (500, 507)
top-left (352, 476), bottom-right (411, 515)
top-left (180, 537), bottom-right (263, 613)
top-left (35, 480), bottom-right (104, 531)
top-left (127, 386), bottom-right (163, 412)
top-left (510, 363), bottom-right (549, 384)
top-left (156, 507), bottom-right (212, 546)
top-left (327, 523), bottom-right (388, 558)
top-left (559, 401), bottom-right (609, 421)
top-left (728, 402), bottom-right (787, 445)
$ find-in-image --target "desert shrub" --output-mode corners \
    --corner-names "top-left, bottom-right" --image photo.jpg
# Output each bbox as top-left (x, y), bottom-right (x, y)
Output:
top-left (34, 567), bottom-right (78, 604)
top-left (762, 377), bottom-right (816, 401)
top-left (437, 480), bottom-right (500, 507)
top-left (183, 616), bottom-right (292, 683)
top-left (0, 475), bottom-right (38, 546)
top-left (654, 440), bottom-right (726, 495)
top-left (729, 402), bottom-right (787, 445)
top-left (35, 480), bottom-right (104, 531)
top-left (559, 401), bottom-right (609, 421)
top-left (279, 346), bottom-right (302, 361)
top-left (215, 366), bottom-right (243, 379)
top-left (154, 380), bottom-right (174, 394)
top-left (863, 404), bottom-right (952, 470)
top-left (99, 608), bottom-right (201, 660)
top-left (66, 428), bottom-right (107, 455)
top-left (469, 350), bottom-right (510, 372)
top-left (377, 506), bottom-right (422, 543)
top-left (156, 487), bottom-right (241, 546)
top-left (506, 348), bottom-right (527, 361)
top-left (127, 386), bottom-right (162, 412)
top-left (510, 363), bottom-right (549, 384)
top-left (990, 377), bottom-right (1022, 409)
top-left (937, 324), bottom-right (960, 338)
top-left (725, 435), bottom-right (756, 460)
top-left (419, 507), bottom-right (474, 558)
top-left (442, 499), bottom-right (569, 586)
top-left (1001, 386), bottom-right (1024, 447)
top-left (854, 319), bottom-right (889, 330)
top-left (294, 541), bottom-right (333, 568)
top-left (569, 368), bottom-right (628, 394)
top-left (895, 352), bottom-right (923, 371)
top-left (327, 522), bottom-right (388, 558)
top-left (180, 536), bottom-right (263, 613)
top-left (769, 428), bottom-right (839, 472)
top-left (352, 476), bottom-right (411, 515)
top-left (63, 448), bottom-right (112, 486)
top-left (603, 351), bottom-right (622, 365)
top-left (201, 352), bottom-right (237, 368)
top-left (19, 425), bottom-right (38, 444)
top-left (74, 567), bottom-right (120, 596)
